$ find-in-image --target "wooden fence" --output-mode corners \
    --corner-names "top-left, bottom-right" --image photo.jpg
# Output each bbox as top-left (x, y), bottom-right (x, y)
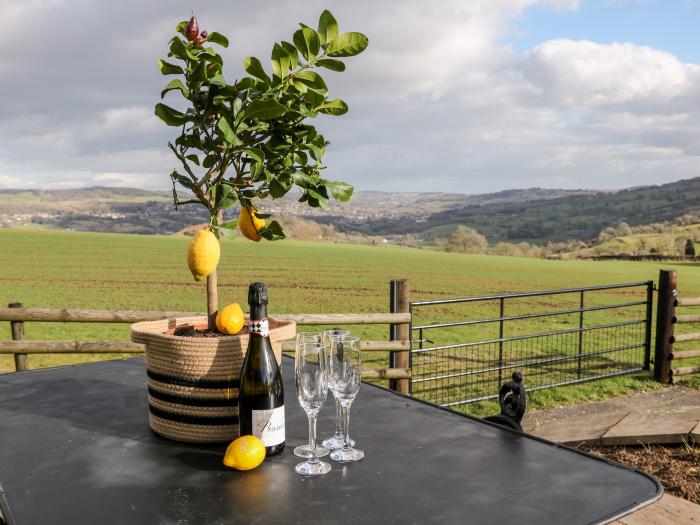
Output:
top-left (0, 280), bottom-right (413, 393)
top-left (654, 269), bottom-right (700, 383)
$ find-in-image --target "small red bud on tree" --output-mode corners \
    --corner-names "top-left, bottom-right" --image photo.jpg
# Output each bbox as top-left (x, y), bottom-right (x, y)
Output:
top-left (185, 11), bottom-right (199, 41)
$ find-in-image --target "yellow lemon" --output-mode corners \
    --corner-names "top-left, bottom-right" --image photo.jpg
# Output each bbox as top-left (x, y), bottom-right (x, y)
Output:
top-left (223, 435), bottom-right (266, 471)
top-left (187, 229), bottom-right (220, 281)
top-left (216, 303), bottom-right (245, 335)
top-left (239, 206), bottom-right (265, 242)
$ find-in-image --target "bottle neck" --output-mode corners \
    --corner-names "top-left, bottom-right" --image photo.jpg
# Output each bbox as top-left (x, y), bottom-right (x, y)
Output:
top-left (249, 304), bottom-right (269, 338)
top-left (250, 304), bottom-right (267, 321)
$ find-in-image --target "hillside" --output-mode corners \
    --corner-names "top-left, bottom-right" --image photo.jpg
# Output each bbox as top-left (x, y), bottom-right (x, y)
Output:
top-left (353, 178), bottom-right (700, 243)
top-left (1, 178), bottom-right (699, 244)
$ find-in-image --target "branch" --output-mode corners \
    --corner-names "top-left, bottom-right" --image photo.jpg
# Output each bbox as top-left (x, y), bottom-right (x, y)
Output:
top-left (175, 198), bottom-right (201, 205)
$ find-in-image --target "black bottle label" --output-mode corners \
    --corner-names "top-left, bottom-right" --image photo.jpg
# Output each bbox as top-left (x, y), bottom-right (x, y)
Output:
top-left (249, 318), bottom-right (269, 337)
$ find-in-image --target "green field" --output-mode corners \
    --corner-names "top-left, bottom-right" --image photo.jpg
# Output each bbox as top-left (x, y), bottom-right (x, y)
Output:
top-left (2, 228), bottom-right (699, 415)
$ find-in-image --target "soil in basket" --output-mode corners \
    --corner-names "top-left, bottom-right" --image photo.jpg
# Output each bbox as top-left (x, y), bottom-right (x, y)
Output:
top-left (173, 326), bottom-right (249, 338)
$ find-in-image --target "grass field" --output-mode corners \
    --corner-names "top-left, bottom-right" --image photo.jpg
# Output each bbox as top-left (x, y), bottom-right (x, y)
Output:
top-left (2, 228), bottom-right (699, 415)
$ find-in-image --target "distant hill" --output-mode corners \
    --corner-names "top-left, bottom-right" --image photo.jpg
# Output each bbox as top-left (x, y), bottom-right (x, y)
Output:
top-left (347, 178), bottom-right (700, 243)
top-left (1, 179), bottom-right (699, 244)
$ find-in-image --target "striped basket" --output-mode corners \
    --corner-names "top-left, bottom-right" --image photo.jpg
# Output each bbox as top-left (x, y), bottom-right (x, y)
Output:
top-left (131, 316), bottom-right (296, 443)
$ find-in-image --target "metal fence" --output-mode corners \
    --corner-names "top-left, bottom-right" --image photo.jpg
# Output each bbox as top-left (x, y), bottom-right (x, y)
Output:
top-left (409, 281), bottom-right (654, 409)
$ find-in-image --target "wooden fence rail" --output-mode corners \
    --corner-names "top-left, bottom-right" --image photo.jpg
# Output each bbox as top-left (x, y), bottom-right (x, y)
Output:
top-left (0, 308), bottom-right (411, 326)
top-left (2, 281), bottom-right (414, 391)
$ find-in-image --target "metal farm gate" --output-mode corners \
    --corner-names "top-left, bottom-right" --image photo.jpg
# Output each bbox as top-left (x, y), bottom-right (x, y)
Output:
top-left (409, 282), bottom-right (654, 409)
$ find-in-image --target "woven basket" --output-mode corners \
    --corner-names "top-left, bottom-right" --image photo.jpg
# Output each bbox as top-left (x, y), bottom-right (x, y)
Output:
top-left (131, 316), bottom-right (296, 444)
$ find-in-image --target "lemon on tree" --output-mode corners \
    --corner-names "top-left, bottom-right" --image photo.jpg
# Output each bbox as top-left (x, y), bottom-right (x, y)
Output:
top-left (156, 9), bottom-right (367, 329)
top-left (223, 435), bottom-right (266, 471)
top-left (216, 303), bottom-right (245, 335)
top-left (187, 229), bottom-right (220, 281)
top-left (239, 206), bottom-right (266, 241)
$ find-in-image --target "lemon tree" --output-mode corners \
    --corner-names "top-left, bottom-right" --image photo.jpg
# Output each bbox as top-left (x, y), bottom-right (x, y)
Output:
top-left (156, 10), bottom-right (368, 328)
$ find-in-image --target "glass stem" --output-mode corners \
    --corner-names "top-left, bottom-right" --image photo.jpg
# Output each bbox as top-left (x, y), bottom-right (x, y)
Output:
top-left (342, 403), bottom-right (352, 451)
top-left (308, 414), bottom-right (319, 464)
top-left (334, 398), bottom-right (342, 437)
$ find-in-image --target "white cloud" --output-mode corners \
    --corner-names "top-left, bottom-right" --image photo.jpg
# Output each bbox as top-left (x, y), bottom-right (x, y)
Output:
top-left (0, 0), bottom-right (698, 193)
top-left (522, 39), bottom-right (700, 108)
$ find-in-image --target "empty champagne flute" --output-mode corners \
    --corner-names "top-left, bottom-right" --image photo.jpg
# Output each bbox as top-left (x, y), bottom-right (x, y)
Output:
top-left (328, 336), bottom-right (364, 462)
top-left (295, 341), bottom-right (331, 476)
top-left (321, 329), bottom-right (354, 450)
top-left (293, 332), bottom-right (329, 459)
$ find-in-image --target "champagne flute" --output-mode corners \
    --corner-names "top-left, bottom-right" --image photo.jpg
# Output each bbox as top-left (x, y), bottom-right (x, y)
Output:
top-left (295, 341), bottom-right (331, 476)
top-left (321, 328), bottom-right (354, 450)
top-left (293, 333), bottom-right (330, 459)
top-left (328, 336), bottom-right (364, 462)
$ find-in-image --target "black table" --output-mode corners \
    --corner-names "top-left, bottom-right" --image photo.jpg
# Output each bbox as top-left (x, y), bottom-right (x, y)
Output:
top-left (0, 358), bottom-right (661, 525)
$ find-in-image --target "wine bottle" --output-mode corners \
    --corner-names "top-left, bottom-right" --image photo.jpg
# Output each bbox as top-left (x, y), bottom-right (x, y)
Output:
top-left (238, 282), bottom-right (285, 456)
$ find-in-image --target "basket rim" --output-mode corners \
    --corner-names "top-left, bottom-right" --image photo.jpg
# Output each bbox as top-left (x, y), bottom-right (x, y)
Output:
top-left (131, 315), bottom-right (295, 343)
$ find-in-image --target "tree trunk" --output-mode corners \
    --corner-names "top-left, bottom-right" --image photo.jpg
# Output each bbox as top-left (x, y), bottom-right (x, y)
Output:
top-left (207, 210), bottom-right (224, 330)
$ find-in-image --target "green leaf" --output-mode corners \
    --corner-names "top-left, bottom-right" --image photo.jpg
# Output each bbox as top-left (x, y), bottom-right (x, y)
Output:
top-left (243, 56), bottom-right (271, 85)
top-left (244, 148), bottom-right (265, 163)
top-left (294, 71), bottom-right (328, 95)
top-left (271, 43), bottom-right (291, 79)
top-left (160, 79), bottom-right (189, 99)
top-left (326, 180), bottom-right (354, 202)
top-left (243, 98), bottom-right (286, 120)
top-left (318, 10), bottom-right (339, 46)
top-left (260, 220), bottom-right (286, 241)
top-left (213, 184), bottom-right (238, 213)
top-left (170, 170), bottom-right (195, 190)
top-left (281, 41), bottom-right (299, 69)
top-left (202, 154), bottom-right (218, 169)
top-left (185, 154), bottom-right (200, 166)
top-left (157, 59), bottom-right (184, 75)
top-left (154, 103), bottom-right (188, 126)
top-left (208, 71), bottom-right (227, 87)
top-left (293, 27), bottom-right (320, 61)
top-left (292, 171), bottom-right (313, 187)
top-left (175, 20), bottom-right (188, 36)
top-left (315, 58), bottom-right (345, 72)
top-left (217, 117), bottom-right (240, 146)
top-left (206, 32), bottom-right (229, 48)
top-left (269, 178), bottom-right (291, 198)
top-left (314, 98), bottom-right (348, 115)
top-left (326, 32), bottom-right (368, 57)
top-left (170, 37), bottom-right (198, 60)
top-left (213, 219), bottom-right (239, 239)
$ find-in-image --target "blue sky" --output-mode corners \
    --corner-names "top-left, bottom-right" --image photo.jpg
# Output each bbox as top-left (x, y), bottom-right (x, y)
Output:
top-left (0, 0), bottom-right (698, 194)
top-left (511, 1), bottom-right (700, 62)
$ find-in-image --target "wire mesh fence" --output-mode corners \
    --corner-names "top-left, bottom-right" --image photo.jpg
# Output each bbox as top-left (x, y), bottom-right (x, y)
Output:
top-left (409, 282), bottom-right (654, 410)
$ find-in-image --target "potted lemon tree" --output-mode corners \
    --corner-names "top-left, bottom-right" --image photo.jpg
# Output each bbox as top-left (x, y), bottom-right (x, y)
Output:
top-left (131, 10), bottom-right (367, 443)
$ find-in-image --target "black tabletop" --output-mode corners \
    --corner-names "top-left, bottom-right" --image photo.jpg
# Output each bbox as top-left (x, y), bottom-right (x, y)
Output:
top-left (0, 358), bottom-right (660, 525)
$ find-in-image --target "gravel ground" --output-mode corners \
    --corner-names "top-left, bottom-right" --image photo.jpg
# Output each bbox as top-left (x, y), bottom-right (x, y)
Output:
top-left (578, 443), bottom-right (700, 505)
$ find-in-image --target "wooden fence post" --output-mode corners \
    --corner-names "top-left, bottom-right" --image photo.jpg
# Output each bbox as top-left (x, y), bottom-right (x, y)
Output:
top-left (9, 303), bottom-right (28, 372)
top-left (389, 279), bottom-right (410, 394)
top-left (654, 270), bottom-right (676, 384)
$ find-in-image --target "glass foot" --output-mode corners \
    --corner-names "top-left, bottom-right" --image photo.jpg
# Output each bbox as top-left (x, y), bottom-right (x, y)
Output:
top-left (295, 460), bottom-right (332, 476)
top-left (322, 434), bottom-right (354, 450)
top-left (293, 444), bottom-right (330, 458)
top-left (330, 447), bottom-right (364, 463)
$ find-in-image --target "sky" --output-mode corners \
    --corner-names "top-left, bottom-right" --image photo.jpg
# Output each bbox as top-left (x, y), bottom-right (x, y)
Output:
top-left (0, 0), bottom-right (698, 194)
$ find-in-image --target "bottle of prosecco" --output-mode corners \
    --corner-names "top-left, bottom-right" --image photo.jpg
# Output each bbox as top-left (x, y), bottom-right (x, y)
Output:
top-left (238, 282), bottom-right (285, 456)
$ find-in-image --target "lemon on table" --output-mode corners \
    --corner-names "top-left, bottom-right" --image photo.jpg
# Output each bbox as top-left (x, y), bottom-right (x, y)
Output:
top-left (224, 435), bottom-right (266, 471)
top-left (216, 303), bottom-right (245, 335)
top-left (239, 206), bottom-right (266, 242)
top-left (187, 229), bottom-right (220, 281)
